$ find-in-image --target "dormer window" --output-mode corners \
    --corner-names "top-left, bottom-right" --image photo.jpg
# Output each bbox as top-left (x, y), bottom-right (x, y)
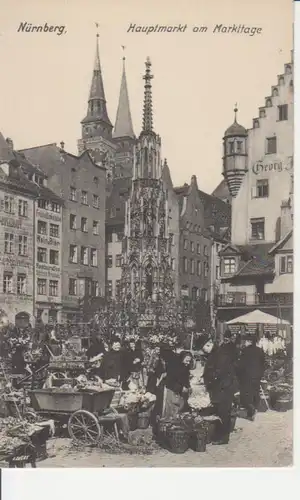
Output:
top-left (223, 257), bottom-right (236, 275)
top-left (266, 98), bottom-right (272, 107)
top-left (272, 88), bottom-right (278, 97)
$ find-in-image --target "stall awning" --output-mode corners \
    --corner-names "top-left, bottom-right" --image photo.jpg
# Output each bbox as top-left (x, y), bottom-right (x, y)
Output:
top-left (226, 309), bottom-right (290, 325)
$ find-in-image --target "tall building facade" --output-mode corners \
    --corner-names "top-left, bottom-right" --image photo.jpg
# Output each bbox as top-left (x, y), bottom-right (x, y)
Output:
top-left (217, 52), bottom-right (293, 327)
top-left (21, 144), bottom-right (106, 323)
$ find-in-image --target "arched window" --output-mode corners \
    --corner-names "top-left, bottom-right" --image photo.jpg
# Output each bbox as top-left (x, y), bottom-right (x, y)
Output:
top-left (259, 109), bottom-right (266, 118)
top-left (253, 119), bottom-right (260, 129)
top-left (266, 98), bottom-right (272, 108)
top-left (279, 76), bottom-right (284, 86)
top-left (272, 88), bottom-right (278, 97)
top-left (145, 265), bottom-right (153, 298)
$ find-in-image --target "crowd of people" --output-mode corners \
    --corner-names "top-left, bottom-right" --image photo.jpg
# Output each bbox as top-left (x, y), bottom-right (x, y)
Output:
top-left (0, 323), bottom-right (292, 447)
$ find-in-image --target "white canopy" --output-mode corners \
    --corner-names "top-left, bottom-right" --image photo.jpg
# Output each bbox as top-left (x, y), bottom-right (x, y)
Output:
top-left (226, 309), bottom-right (290, 325)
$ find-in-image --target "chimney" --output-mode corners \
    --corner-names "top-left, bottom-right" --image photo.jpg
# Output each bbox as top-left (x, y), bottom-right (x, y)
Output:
top-left (6, 137), bottom-right (14, 150)
top-left (280, 199), bottom-right (292, 238)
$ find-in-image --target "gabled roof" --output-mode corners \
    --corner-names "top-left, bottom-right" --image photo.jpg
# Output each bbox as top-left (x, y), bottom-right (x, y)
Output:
top-left (219, 243), bottom-right (241, 255)
top-left (268, 230), bottom-right (293, 255)
top-left (224, 243), bottom-right (275, 279)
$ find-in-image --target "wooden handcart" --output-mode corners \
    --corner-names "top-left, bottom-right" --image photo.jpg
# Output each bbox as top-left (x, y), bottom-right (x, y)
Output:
top-left (28, 387), bottom-right (120, 445)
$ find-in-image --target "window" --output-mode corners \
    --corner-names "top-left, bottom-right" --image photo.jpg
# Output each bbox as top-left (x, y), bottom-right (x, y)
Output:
top-left (251, 218), bottom-right (265, 240)
top-left (116, 254), bottom-right (122, 267)
top-left (266, 136), bottom-right (277, 154)
top-left (280, 255), bottom-right (293, 274)
top-left (50, 224), bottom-right (59, 238)
top-left (69, 245), bottom-right (78, 263)
top-left (4, 195), bottom-right (14, 214)
top-left (38, 221), bottom-right (47, 235)
top-left (93, 176), bottom-right (99, 185)
top-left (81, 191), bottom-right (88, 205)
top-left (38, 199), bottom-right (48, 209)
top-left (197, 243), bottom-right (201, 254)
top-left (18, 200), bottom-right (28, 217)
top-left (204, 245), bottom-right (209, 256)
top-left (91, 248), bottom-right (97, 266)
top-left (278, 104), bottom-right (288, 121)
top-left (70, 187), bottom-right (77, 201)
top-left (106, 281), bottom-right (112, 299)
top-left (107, 255), bottom-right (113, 268)
top-left (48, 311), bottom-right (58, 324)
top-left (216, 265), bottom-right (220, 279)
top-left (4, 233), bottom-right (14, 254)
top-left (183, 257), bottom-right (188, 273)
top-left (93, 195), bottom-right (99, 209)
top-left (184, 239), bottom-right (188, 250)
top-left (256, 179), bottom-right (269, 198)
top-left (49, 250), bottom-right (59, 265)
top-left (70, 214), bottom-right (76, 230)
top-left (204, 262), bottom-right (209, 277)
top-left (17, 274), bottom-right (27, 295)
top-left (81, 217), bottom-right (88, 232)
top-left (191, 259), bottom-right (195, 274)
top-left (37, 247), bottom-right (47, 263)
top-left (224, 258), bottom-right (236, 275)
top-left (197, 261), bottom-right (201, 276)
top-left (107, 233), bottom-right (112, 243)
top-left (171, 258), bottom-right (175, 271)
top-left (81, 247), bottom-right (88, 265)
top-left (49, 280), bottom-right (58, 297)
top-left (181, 285), bottom-right (189, 297)
top-left (192, 287), bottom-right (198, 301)
top-left (69, 278), bottom-right (77, 296)
top-left (18, 236), bottom-right (28, 256)
top-left (229, 141), bottom-right (234, 154)
top-left (92, 281), bottom-right (99, 297)
top-left (117, 232), bottom-right (123, 242)
top-left (37, 278), bottom-right (46, 295)
top-left (51, 203), bottom-right (60, 213)
top-left (110, 208), bottom-right (116, 218)
top-left (3, 273), bottom-right (13, 293)
top-left (93, 221), bottom-right (99, 235)
top-left (115, 280), bottom-right (121, 298)
top-left (190, 241), bottom-right (195, 252)
top-left (236, 141), bottom-right (243, 153)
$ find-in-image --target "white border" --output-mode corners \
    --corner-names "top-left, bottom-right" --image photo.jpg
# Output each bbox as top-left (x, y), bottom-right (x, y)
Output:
top-left (1, 4), bottom-right (300, 499)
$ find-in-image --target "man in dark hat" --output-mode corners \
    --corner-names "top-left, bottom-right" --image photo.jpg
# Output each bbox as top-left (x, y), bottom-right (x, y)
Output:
top-left (203, 329), bottom-right (239, 445)
top-left (237, 334), bottom-right (265, 420)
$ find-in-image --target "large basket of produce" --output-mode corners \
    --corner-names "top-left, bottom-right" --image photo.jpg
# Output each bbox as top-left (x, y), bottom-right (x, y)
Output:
top-left (166, 428), bottom-right (190, 454)
top-left (137, 411), bottom-right (150, 430)
top-left (28, 388), bottom-right (115, 413)
top-left (156, 418), bottom-right (172, 446)
top-left (127, 412), bottom-right (138, 431)
top-left (202, 416), bottom-right (220, 444)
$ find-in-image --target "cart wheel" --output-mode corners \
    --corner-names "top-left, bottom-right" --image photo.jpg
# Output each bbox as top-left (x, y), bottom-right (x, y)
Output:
top-left (68, 410), bottom-right (102, 445)
top-left (24, 411), bottom-right (38, 423)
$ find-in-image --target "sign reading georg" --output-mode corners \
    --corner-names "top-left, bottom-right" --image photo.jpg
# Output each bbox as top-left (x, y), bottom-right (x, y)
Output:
top-left (252, 157), bottom-right (293, 175)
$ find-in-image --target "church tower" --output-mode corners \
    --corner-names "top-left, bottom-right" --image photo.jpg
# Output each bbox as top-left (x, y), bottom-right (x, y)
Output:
top-left (121, 58), bottom-right (174, 306)
top-left (78, 34), bottom-right (116, 177)
top-left (112, 54), bottom-right (136, 178)
top-left (222, 106), bottom-right (248, 197)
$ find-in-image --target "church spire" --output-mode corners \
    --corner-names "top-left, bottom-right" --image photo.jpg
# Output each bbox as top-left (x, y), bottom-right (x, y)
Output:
top-left (113, 50), bottom-right (135, 139)
top-left (81, 32), bottom-right (112, 129)
top-left (142, 57), bottom-right (154, 134)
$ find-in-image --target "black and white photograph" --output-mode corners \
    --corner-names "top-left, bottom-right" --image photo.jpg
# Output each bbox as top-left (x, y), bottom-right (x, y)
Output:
top-left (0, 0), bottom-right (294, 474)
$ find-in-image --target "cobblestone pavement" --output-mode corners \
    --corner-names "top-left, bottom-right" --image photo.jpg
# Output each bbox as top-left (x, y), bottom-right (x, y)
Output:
top-left (37, 409), bottom-right (292, 468)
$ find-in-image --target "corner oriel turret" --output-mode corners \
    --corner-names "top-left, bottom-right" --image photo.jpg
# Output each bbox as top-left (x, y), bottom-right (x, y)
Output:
top-left (222, 105), bottom-right (248, 197)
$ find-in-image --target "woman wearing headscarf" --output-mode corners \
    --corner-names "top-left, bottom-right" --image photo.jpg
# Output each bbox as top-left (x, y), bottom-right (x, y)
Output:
top-left (99, 336), bottom-right (126, 384)
top-left (159, 350), bottom-right (194, 419)
top-left (203, 329), bottom-right (238, 445)
top-left (123, 337), bottom-right (144, 390)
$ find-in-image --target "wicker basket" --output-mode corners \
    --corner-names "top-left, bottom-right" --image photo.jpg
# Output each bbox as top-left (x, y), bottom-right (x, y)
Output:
top-left (137, 412), bottom-right (150, 430)
top-left (157, 420), bottom-right (171, 446)
top-left (167, 428), bottom-right (190, 454)
top-left (273, 398), bottom-right (292, 412)
top-left (128, 412), bottom-right (138, 431)
top-left (191, 427), bottom-right (207, 452)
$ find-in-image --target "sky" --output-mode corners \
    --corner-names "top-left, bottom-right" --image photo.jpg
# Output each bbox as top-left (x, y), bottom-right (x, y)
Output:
top-left (0, 0), bottom-right (293, 194)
